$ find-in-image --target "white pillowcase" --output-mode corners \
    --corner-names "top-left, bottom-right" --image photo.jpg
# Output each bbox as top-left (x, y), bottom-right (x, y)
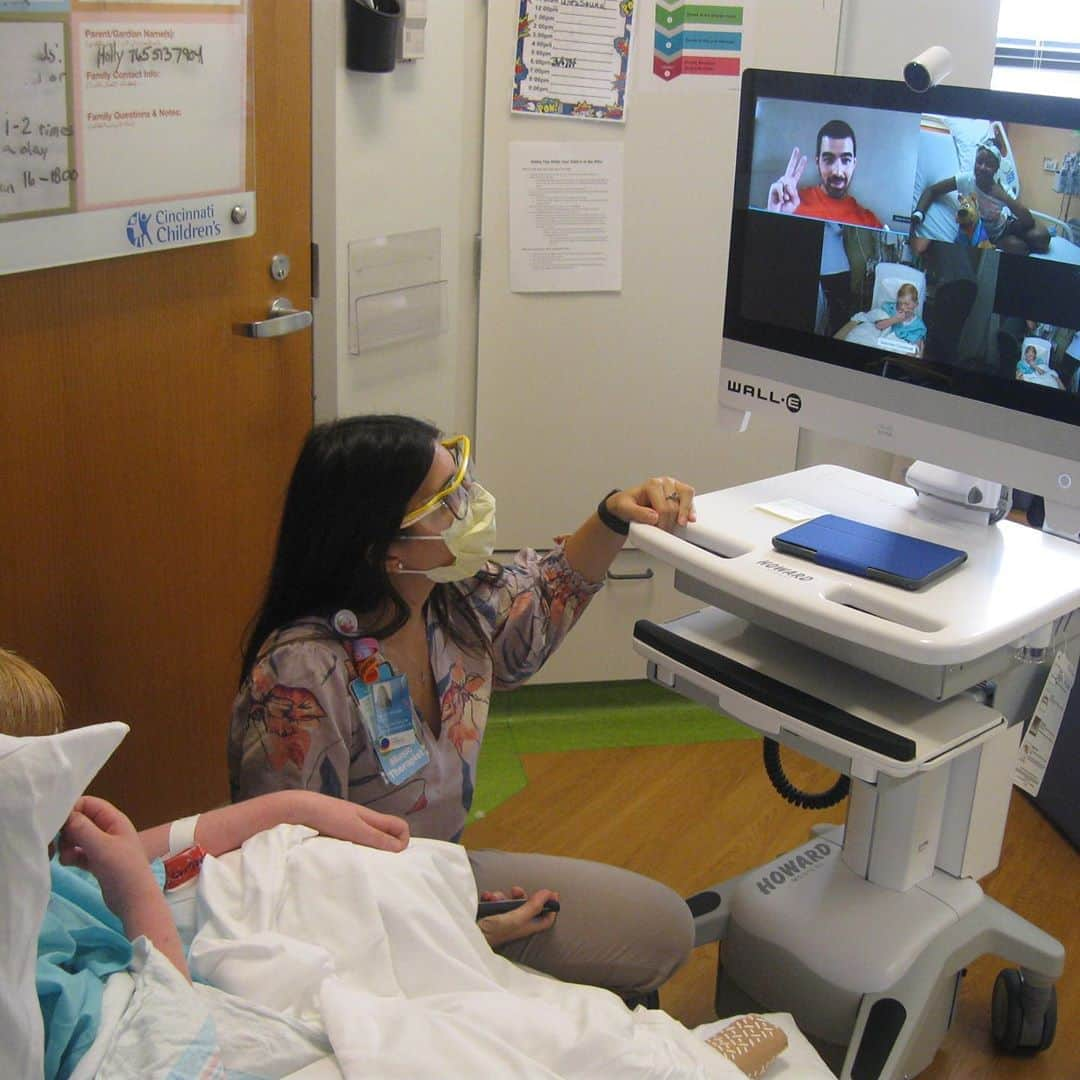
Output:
top-left (0, 722), bottom-right (129, 1080)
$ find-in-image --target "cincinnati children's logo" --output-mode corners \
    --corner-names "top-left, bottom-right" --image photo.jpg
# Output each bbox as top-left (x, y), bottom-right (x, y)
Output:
top-left (125, 211), bottom-right (153, 248)
top-left (124, 204), bottom-right (222, 249)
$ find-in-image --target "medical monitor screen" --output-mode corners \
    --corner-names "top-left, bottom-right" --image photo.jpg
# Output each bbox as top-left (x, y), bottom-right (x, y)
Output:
top-left (724, 70), bottom-right (1080, 435)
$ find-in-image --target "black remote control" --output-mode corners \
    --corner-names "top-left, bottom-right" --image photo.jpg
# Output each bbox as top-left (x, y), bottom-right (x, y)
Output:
top-left (476, 897), bottom-right (560, 918)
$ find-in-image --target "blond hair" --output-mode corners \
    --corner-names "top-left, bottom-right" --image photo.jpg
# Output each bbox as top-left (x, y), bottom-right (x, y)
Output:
top-left (0, 649), bottom-right (64, 737)
top-left (896, 282), bottom-right (919, 304)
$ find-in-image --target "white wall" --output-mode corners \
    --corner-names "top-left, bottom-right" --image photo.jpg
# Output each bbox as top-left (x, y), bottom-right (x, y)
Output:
top-left (311, 0), bottom-right (485, 437)
top-left (838, 0), bottom-right (999, 85)
top-left (311, 0), bottom-right (1001, 460)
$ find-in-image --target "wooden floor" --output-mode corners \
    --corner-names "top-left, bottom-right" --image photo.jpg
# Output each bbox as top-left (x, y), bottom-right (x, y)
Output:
top-left (464, 739), bottom-right (1078, 1079)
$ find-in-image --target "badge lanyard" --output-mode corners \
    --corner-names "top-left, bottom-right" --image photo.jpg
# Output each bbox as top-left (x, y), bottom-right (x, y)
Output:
top-left (345, 636), bottom-right (430, 786)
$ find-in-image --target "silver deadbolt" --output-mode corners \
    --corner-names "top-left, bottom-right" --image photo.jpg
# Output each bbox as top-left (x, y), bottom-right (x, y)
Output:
top-left (270, 253), bottom-right (291, 282)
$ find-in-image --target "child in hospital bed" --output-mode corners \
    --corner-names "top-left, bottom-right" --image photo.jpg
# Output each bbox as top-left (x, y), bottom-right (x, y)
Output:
top-left (0, 648), bottom-right (410, 1079)
top-left (1016, 344), bottom-right (1066, 388)
top-left (869, 282), bottom-right (927, 356)
top-left (1017, 344), bottom-right (1043, 378)
top-left (5, 649), bottom-right (835, 1079)
top-left (913, 140), bottom-right (1050, 256)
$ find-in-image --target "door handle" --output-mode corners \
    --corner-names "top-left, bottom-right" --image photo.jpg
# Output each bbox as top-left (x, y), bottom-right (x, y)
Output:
top-left (234, 297), bottom-right (313, 339)
top-left (606, 567), bottom-right (654, 581)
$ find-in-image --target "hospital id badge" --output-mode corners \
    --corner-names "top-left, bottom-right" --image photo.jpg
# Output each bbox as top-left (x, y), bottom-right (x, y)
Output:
top-left (350, 673), bottom-right (429, 786)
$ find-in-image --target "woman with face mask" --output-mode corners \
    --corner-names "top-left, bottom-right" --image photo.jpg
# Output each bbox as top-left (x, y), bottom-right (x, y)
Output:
top-left (228, 414), bottom-right (697, 1002)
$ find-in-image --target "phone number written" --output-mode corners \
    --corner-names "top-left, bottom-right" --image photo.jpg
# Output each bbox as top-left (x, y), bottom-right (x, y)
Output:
top-left (126, 45), bottom-right (204, 65)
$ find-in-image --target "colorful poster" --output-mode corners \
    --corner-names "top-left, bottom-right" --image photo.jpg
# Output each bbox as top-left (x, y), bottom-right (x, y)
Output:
top-left (0, 1), bottom-right (252, 275)
top-left (651, 1), bottom-right (749, 86)
top-left (512, 0), bottom-right (633, 122)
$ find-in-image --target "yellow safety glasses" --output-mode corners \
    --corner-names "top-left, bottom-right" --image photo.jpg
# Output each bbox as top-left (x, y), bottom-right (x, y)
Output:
top-left (400, 435), bottom-right (472, 528)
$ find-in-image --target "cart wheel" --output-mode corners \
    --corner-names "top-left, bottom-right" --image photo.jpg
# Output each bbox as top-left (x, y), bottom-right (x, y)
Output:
top-left (991, 969), bottom-right (1057, 1053)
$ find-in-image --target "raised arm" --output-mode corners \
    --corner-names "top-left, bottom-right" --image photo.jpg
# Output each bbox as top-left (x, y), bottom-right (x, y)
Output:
top-left (767, 147), bottom-right (807, 215)
top-left (471, 478), bottom-right (695, 689)
top-left (60, 796), bottom-right (190, 980)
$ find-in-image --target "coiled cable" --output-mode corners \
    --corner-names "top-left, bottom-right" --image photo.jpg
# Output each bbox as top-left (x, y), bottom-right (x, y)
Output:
top-left (763, 738), bottom-right (850, 810)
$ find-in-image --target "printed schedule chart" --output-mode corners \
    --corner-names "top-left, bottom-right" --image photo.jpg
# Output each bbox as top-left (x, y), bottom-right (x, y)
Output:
top-left (512, 0), bottom-right (633, 122)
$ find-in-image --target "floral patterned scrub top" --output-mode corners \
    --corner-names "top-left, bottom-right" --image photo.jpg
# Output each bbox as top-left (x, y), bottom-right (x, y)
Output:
top-left (228, 547), bottom-right (602, 842)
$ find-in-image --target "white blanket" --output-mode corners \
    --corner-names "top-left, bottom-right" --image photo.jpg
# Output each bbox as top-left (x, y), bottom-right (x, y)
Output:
top-left (187, 826), bottom-right (743, 1078)
top-left (90, 827), bottom-right (833, 1078)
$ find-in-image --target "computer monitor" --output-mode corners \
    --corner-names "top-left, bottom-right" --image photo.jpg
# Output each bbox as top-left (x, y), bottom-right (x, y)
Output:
top-left (721, 69), bottom-right (1080, 538)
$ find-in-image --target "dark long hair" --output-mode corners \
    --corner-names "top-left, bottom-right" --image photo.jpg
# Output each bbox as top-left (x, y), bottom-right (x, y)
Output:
top-left (240, 414), bottom-right (494, 683)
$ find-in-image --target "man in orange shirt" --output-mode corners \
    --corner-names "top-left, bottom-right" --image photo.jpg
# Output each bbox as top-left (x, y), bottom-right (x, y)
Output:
top-left (768, 120), bottom-right (884, 229)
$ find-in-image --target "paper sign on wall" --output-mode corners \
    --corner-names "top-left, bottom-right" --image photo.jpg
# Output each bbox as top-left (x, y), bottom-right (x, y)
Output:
top-left (509, 141), bottom-right (623, 293)
top-left (1, 1), bottom-right (252, 275)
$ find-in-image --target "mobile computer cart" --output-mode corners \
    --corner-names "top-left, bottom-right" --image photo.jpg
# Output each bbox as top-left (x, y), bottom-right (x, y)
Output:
top-left (632, 466), bottom-right (1078, 1080)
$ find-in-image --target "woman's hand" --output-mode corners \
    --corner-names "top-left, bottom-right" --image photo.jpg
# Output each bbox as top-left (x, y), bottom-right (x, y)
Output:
top-left (566, 476), bottom-right (695, 583)
top-left (607, 477), bottom-right (696, 533)
top-left (477, 886), bottom-right (559, 949)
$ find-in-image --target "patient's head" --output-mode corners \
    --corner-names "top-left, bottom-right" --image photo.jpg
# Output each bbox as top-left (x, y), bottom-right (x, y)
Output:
top-left (0, 649), bottom-right (64, 737)
top-left (973, 146), bottom-right (1000, 193)
top-left (895, 283), bottom-right (919, 319)
top-left (1024, 345), bottom-right (1038, 364)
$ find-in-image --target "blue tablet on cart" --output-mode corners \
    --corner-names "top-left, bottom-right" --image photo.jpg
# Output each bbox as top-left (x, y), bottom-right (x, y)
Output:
top-left (772, 514), bottom-right (967, 590)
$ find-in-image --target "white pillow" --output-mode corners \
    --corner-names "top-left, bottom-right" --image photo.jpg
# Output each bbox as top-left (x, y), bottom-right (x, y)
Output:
top-left (880, 277), bottom-right (904, 301)
top-left (0, 723), bottom-right (129, 1080)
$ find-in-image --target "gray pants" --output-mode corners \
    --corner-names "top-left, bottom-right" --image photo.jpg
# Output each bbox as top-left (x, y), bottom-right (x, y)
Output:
top-left (468, 849), bottom-right (694, 996)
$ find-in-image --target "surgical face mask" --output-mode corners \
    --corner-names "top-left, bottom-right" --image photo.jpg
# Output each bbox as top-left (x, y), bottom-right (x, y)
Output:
top-left (396, 482), bottom-right (496, 583)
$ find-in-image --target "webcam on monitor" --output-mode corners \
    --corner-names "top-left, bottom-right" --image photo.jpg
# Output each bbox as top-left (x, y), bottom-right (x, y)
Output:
top-left (903, 46), bottom-right (953, 93)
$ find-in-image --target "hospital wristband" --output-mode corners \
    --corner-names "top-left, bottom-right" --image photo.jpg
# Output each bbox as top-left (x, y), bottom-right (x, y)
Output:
top-left (167, 814), bottom-right (201, 856)
top-left (597, 489), bottom-right (630, 536)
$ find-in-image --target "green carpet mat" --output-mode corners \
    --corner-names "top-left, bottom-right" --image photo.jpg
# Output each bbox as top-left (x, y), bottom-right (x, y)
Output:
top-left (468, 680), bottom-right (752, 821)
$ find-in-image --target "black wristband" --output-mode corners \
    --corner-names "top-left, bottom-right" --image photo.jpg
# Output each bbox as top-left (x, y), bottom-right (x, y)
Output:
top-left (596, 488), bottom-right (629, 536)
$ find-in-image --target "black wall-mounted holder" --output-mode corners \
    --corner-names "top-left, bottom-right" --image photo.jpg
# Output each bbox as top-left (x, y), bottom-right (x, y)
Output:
top-left (345, 0), bottom-right (402, 74)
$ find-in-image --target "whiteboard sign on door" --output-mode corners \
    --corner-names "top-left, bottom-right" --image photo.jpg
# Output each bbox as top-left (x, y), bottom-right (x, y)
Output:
top-left (0, 1), bottom-right (253, 276)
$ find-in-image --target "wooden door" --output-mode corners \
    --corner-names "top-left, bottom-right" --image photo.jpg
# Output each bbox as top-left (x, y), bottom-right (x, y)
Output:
top-left (0, 2), bottom-right (312, 826)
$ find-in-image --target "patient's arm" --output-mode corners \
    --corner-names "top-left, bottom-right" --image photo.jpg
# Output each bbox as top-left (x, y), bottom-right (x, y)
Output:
top-left (60, 796), bottom-right (190, 981)
top-left (138, 789), bottom-right (410, 860)
top-left (912, 177), bottom-right (957, 236)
